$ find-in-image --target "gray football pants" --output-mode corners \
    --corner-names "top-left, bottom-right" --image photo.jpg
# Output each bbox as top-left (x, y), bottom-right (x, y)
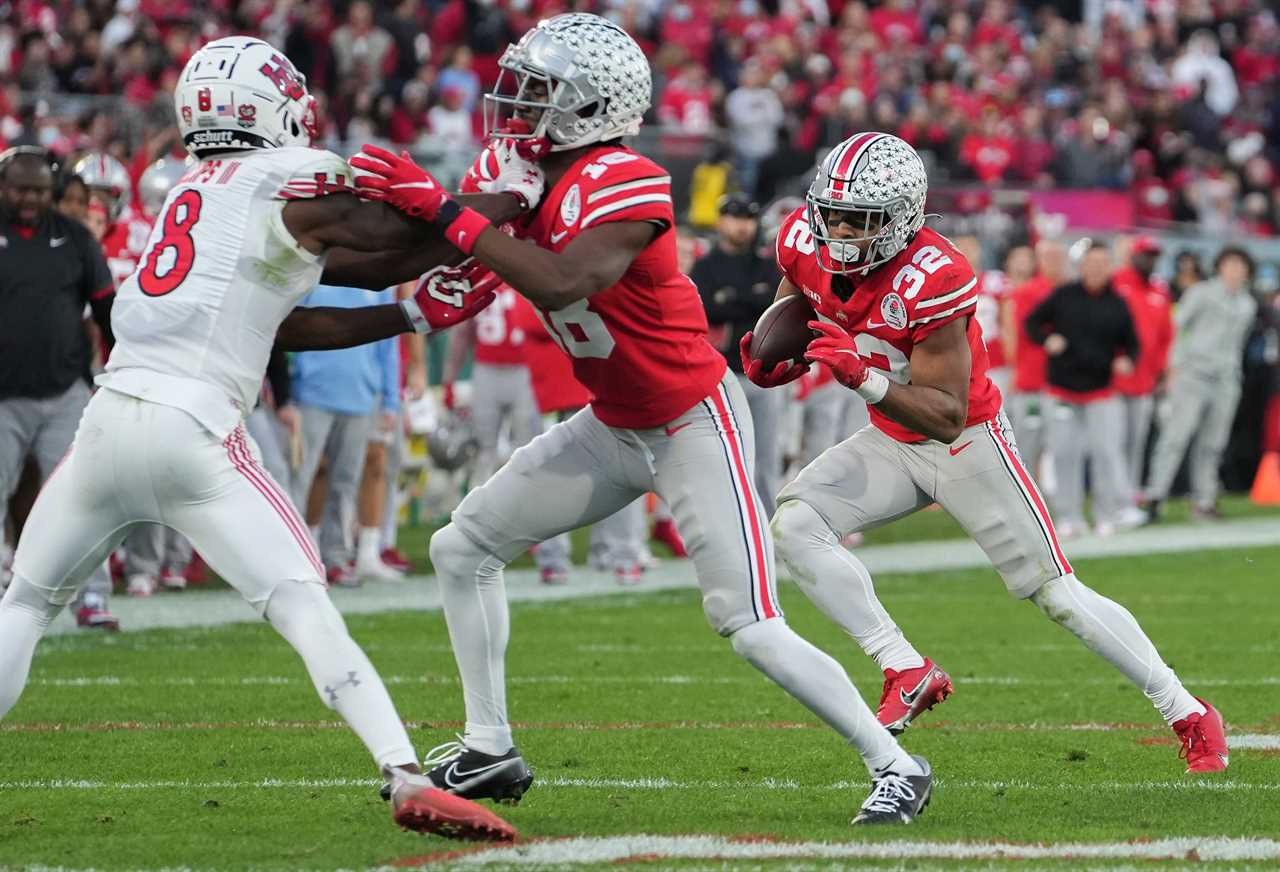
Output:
top-left (1120, 393), bottom-right (1155, 495)
top-left (124, 525), bottom-right (193, 577)
top-left (291, 406), bottom-right (373, 568)
top-left (1046, 395), bottom-right (1134, 526)
top-left (735, 374), bottom-right (784, 509)
top-left (1144, 373), bottom-right (1241, 507)
top-left (0, 381), bottom-right (111, 605)
top-left (471, 362), bottom-right (541, 487)
top-left (449, 372), bottom-right (781, 634)
top-left (800, 381), bottom-right (870, 469)
top-left (1006, 391), bottom-right (1047, 482)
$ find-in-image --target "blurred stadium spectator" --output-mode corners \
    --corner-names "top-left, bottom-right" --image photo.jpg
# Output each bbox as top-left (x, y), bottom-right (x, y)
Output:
top-left (5, 0), bottom-right (1280, 537)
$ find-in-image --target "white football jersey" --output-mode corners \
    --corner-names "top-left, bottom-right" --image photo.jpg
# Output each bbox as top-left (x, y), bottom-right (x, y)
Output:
top-left (99, 146), bottom-right (352, 438)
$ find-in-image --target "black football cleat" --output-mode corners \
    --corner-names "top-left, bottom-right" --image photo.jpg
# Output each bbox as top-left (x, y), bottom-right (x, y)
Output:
top-left (851, 755), bottom-right (932, 825)
top-left (420, 739), bottom-right (534, 805)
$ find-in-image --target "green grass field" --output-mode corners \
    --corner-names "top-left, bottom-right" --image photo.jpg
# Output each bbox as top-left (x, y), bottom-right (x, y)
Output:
top-left (3, 510), bottom-right (1279, 870)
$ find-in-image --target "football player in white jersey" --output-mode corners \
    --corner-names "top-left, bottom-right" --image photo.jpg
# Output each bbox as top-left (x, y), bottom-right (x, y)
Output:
top-left (0, 37), bottom-right (538, 842)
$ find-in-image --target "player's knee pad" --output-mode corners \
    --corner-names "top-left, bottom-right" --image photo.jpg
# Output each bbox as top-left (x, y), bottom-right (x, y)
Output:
top-left (771, 500), bottom-right (834, 568)
top-left (1029, 573), bottom-right (1085, 623)
top-left (728, 616), bottom-right (787, 663)
top-left (265, 579), bottom-right (349, 642)
top-left (429, 523), bottom-right (502, 585)
top-left (1, 575), bottom-right (64, 626)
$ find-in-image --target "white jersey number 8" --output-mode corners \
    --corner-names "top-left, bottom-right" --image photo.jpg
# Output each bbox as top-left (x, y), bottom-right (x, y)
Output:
top-left (537, 299), bottom-right (616, 359)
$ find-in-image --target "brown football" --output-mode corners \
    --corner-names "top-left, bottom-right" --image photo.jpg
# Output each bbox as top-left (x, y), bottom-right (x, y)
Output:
top-left (748, 294), bottom-right (818, 369)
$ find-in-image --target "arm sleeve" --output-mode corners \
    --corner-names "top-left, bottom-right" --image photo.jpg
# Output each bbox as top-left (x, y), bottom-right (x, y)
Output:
top-left (379, 335), bottom-right (401, 413)
top-left (577, 156), bottom-right (675, 232)
top-left (692, 255), bottom-right (736, 324)
top-left (1024, 289), bottom-right (1057, 345)
top-left (79, 229), bottom-right (116, 346)
top-left (1174, 284), bottom-right (1205, 331)
top-left (1117, 299), bottom-right (1140, 361)
top-left (266, 347), bottom-right (292, 407)
top-left (910, 266), bottom-right (979, 343)
top-left (273, 150), bottom-right (355, 201)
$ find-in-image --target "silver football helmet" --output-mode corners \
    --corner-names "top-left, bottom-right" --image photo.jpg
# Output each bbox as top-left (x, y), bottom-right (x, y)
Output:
top-left (427, 410), bottom-right (478, 473)
top-left (806, 133), bottom-right (928, 275)
top-left (73, 152), bottom-right (131, 220)
top-left (138, 157), bottom-right (190, 217)
top-left (483, 13), bottom-right (651, 156)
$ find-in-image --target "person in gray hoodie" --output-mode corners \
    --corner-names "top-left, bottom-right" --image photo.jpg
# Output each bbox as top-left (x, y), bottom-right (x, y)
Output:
top-left (1143, 246), bottom-right (1257, 520)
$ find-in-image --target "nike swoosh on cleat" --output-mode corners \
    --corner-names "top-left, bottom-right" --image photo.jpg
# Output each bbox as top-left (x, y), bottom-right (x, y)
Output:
top-left (443, 760), bottom-right (513, 789)
top-left (899, 671), bottom-right (940, 707)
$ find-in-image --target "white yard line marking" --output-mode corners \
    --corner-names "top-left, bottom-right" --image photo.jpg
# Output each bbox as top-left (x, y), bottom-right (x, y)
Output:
top-left (25, 672), bottom-right (1280, 688)
top-left (4, 775), bottom-right (1277, 793)
top-left (402, 834), bottom-right (1280, 865)
top-left (1228, 734), bottom-right (1280, 750)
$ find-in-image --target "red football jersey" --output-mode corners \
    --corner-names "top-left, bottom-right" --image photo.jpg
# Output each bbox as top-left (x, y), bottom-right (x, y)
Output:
top-left (471, 287), bottom-right (529, 366)
top-left (1112, 266), bottom-right (1172, 397)
top-left (513, 299), bottom-right (592, 414)
top-left (99, 207), bottom-right (155, 288)
top-left (775, 209), bottom-right (1001, 443)
top-left (515, 145), bottom-right (726, 429)
top-left (1010, 275), bottom-right (1054, 393)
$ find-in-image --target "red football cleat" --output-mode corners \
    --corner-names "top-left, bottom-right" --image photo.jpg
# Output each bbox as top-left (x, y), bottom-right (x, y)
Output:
top-left (381, 547), bottom-right (414, 573)
top-left (184, 552), bottom-right (209, 585)
top-left (876, 657), bottom-right (954, 734)
top-left (75, 599), bottom-right (120, 632)
top-left (652, 518), bottom-right (688, 557)
top-left (1174, 697), bottom-right (1229, 773)
top-left (390, 777), bottom-right (518, 843)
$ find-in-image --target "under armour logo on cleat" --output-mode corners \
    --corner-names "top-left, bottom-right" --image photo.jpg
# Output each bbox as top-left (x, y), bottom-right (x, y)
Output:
top-left (324, 671), bottom-right (361, 703)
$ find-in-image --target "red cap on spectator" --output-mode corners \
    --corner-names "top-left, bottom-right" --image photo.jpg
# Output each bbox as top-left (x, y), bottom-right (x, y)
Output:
top-left (1131, 235), bottom-right (1162, 255)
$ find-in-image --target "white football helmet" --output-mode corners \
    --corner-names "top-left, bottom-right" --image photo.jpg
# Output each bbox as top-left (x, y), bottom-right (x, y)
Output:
top-left (138, 157), bottom-right (191, 217)
top-left (483, 13), bottom-right (651, 156)
top-left (174, 36), bottom-right (317, 158)
top-left (806, 132), bottom-right (928, 274)
top-left (72, 152), bottom-right (131, 220)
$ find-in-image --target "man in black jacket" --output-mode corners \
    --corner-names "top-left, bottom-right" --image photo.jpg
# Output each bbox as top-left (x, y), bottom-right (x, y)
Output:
top-left (0, 148), bottom-right (118, 628)
top-left (692, 195), bottom-right (783, 506)
top-left (1025, 241), bottom-right (1147, 537)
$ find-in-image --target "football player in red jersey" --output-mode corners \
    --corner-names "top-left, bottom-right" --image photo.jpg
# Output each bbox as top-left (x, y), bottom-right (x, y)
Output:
top-left (353, 14), bottom-right (933, 824)
top-left (744, 132), bottom-right (1227, 774)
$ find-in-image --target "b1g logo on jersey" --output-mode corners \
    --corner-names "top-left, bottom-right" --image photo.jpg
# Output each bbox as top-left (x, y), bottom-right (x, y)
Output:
top-left (881, 293), bottom-right (907, 330)
top-left (561, 184), bottom-right (581, 228)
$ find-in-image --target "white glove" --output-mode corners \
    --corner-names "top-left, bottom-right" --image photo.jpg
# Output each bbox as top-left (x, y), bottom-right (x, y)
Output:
top-left (490, 139), bottom-right (545, 211)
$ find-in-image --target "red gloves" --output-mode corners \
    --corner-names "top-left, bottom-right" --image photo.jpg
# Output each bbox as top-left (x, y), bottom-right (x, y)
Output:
top-left (401, 260), bottom-right (499, 335)
top-left (351, 144), bottom-right (491, 255)
top-left (350, 145), bottom-right (448, 217)
top-left (739, 332), bottom-right (810, 388)
top-left (803, 320), bottom-right (870, 390)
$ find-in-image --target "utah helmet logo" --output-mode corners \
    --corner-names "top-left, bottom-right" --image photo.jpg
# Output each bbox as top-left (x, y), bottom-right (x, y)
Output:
top-left (259, 54), bottom-right (306, 101)
top-left (236, 103), bottom-right (257, 128)
top-left (881, 292), bottom-right (908, 330)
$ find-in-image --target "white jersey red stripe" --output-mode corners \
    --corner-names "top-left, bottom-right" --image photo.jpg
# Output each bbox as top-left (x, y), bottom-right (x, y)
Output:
top-left (225, 426), bottom-right (324, 577)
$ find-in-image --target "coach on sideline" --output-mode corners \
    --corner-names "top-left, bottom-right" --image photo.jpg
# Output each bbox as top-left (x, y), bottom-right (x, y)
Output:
top-left (0, 147), bottom-right (119, 630)
top-left (693, 194), bottom-right (784, 508)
